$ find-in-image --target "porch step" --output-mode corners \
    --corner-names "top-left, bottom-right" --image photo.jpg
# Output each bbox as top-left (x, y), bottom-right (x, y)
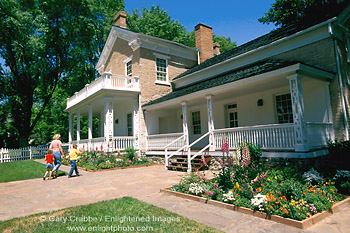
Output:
top-left (167, 155), bottom-right (212, 172)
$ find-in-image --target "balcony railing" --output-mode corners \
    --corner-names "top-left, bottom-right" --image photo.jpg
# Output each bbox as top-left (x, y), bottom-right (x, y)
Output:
top-left (66, 72), bottom-right (140, 109)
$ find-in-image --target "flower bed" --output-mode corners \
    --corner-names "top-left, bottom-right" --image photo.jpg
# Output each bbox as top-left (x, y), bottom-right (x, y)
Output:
top-left (169, 141), bottom-right (346, 226)
top-left (62, 147), bottom-right (153, 170)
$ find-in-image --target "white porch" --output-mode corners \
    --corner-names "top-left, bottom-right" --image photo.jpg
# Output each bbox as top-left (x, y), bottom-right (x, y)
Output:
top-left (143, 63), bottom-right (335, 170)
top-left (65, 72), bottom-right (141, 151)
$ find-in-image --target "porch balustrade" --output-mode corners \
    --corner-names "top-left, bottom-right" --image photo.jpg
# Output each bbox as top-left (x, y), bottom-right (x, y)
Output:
top-left (306, 123), bottom-right (334, 148)
top-left (66, 73), bottom-right (140, 109)
top-left (147, 133), bottom-right (185, 150)
top-left (213, 123), bottom-right (296, 150)
top-left (71, 136), bottom-right (134, 151)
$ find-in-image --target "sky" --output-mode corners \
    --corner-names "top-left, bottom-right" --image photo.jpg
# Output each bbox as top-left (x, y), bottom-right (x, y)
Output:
top-left (124, 0), bottom-right (277, 46)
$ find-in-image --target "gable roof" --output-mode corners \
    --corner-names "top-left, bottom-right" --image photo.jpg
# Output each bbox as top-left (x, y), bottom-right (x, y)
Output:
top-left (96, 26), bottom-right (197, 74)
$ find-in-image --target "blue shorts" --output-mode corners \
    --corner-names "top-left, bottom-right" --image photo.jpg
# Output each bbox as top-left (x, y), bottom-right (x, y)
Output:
top-left (46, 163), bottom-right (54, 169)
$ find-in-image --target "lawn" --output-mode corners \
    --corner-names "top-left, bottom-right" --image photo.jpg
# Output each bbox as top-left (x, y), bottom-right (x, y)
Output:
top-left (0, 160), bottom-right (66, 183)
top-left (0, 196), bottom-right (222, 233)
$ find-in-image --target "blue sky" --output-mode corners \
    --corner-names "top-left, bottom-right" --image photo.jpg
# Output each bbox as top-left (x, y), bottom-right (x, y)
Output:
top-left (124, 0), bottom-right (277, 46)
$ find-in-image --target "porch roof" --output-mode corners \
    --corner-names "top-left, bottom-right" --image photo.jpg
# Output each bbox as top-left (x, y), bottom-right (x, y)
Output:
top-left (143, 60), bottom-right (292, 108)
top-left (143, 60), bottom-right (334, 109)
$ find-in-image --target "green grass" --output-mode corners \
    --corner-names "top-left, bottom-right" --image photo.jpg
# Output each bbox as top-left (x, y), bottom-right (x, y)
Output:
top-left (0, 197), bottom-right (222, 233)
top-left (0, 160), bottom-right (67, 183)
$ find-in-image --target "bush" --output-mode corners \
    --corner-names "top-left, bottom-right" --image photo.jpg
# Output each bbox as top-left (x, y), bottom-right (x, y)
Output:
top-left (328, 139), bottom-right (350, 170)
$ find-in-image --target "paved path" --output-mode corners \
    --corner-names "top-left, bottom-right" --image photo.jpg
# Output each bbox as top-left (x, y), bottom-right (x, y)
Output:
top-left (0, 160), bottom-right (349, 233)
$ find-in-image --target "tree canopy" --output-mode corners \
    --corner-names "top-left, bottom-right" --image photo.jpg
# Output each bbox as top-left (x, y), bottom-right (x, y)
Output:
top-left (0, 2), bottom-right (236, 148)
top-left (258, 0), bottom-right (348, 28)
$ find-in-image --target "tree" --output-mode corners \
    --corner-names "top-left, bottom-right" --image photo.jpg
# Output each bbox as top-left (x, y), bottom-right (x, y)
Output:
top-left (0, 0), bottom-right (125, 147)
top-left (258, 0), bottom-right (347, 28)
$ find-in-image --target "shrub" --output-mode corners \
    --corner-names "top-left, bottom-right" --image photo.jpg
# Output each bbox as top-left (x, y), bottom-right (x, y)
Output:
top-left (327, 139), bottom-right (350, 170)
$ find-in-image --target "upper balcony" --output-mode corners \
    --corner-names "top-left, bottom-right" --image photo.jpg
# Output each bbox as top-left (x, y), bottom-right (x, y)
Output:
top-left (66, 72), bottom-right (140, 110)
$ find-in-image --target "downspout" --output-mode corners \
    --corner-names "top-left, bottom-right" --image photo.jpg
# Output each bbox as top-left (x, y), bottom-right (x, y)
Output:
top-left (331, 23), bottom-right (349, 140)
top-left (196, 48), bottom-right (201, 65)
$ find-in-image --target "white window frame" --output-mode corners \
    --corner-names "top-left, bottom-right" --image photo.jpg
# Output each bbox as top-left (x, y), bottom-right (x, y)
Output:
top-left (124, 55), bottom-right (133, 77)
top-left (191, 110), bottom-right (201, 135)
top-left (127, 113), bottom-right (133, 136)
top-left (153, 52), bottom-right (170, 86)
top-left (274, 93), bottom-right (293, 124)
top-left (224, 103), bottom-right (238, 128)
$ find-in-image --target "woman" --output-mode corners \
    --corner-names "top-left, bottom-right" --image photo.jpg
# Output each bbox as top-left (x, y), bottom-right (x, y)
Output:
top-left (50, 134), bottom-right (63, 178)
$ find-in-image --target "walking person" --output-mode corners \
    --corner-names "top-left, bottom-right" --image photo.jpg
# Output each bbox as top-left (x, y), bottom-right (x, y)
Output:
top-left (43, 149), bottom-right (55, 180)
top-left (68, 144), bottom-right (81, 178)
top-left (50, 134), bottom-right (64, 178)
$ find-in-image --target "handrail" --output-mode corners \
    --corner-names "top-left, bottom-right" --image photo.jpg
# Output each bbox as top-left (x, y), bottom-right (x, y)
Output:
top-left (165, 144), bottom-right (187, 168)
top-left (190, 144), bottom-right (210, 161)
top-left (213, 123), bottom-right (293, 133)
top-left (163, 134), bottom-right (185, 149)
top-left (187, 131), bottom-right (211, 172)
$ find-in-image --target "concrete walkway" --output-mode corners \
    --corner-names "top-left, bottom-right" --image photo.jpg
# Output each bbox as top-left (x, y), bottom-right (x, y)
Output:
top-left (0, 160), bottom-right (349, 233)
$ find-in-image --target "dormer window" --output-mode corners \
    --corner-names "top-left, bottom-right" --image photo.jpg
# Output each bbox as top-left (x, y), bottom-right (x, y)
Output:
top-left (154, 53), bottom-right (170, 85)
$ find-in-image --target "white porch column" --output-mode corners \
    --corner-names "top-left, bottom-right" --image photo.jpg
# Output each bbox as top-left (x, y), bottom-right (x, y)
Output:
top-left (68, 113), bottom-right (73, 144)
top-left (181, 101), bottom-right (189, 147)
top-left (76, 111), bottom-right (80, 144)
top-left (206, 95), bottom-right (215, 151)
top-left (104, 98), bottom-right (114, 150)
top-left (88, 105), bottom-right (93, 151)
top-left (133, 96), bottom-right (140, 149)
top-left (287, 74), bottom-right (308, 152)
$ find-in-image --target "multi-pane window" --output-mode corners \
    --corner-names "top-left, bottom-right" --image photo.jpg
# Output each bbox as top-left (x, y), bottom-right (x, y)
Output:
top-left (226, 104), bottom-right (238, 128)
top-left (126, 60), bottom-right (132, 76)
top-left (192, 111), bottom-right (201, 135)
top-left (275, 93), bottom-right (293, 124)
top-left (156, 57), bottom-right (167, 82)
top-left (127, 113), bottom-right (133, 136)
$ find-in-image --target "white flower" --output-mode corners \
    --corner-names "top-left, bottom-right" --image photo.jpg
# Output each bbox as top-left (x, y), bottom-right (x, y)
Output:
top-left (189, 183), bottom-right (204, 195)
top-left (251, 193), bottom-right (267, 211)
top-left (222, 190), bottom-right (235, 203)
top-left (302, 168), bottom-right (323, 184)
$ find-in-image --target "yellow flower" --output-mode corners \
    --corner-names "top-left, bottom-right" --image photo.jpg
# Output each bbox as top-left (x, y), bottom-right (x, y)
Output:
top-left (235, 182), bottom-right (239, 188)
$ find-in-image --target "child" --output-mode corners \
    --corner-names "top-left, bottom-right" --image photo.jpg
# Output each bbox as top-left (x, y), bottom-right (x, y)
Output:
top-left (68, 144), bottom-right (81, 178)
top-left (43, 149), bottom-right (55, 180)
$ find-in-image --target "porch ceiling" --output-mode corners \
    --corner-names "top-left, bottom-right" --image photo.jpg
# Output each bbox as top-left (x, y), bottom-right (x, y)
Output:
top-left (144, 62), bottom-right (333, 111)
top-left (66, 90), bottom-right (137, 115)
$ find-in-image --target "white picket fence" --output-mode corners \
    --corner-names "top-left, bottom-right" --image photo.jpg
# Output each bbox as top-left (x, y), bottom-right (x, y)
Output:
top-left (0, 145), bottom-right (69, 163)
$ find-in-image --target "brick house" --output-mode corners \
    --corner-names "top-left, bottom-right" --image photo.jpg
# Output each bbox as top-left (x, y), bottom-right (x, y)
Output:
top-left (65, 6), bottom-right (350, 170)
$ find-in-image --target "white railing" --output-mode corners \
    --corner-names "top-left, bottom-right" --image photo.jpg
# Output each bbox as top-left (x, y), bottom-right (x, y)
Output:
top-left (306, 122), bottom-right (334, 148)
top-left (66, 72), bottom-right (140, 109)
top-left (164, 134), bottom-right (186, 168)
top-left (0, 146), bottom-right (49, 163)
top-left (187, 131), bottom-right (210, 172)
top-left (214, 123), bottom-right (295, 150)
top-left (147, 132), bottom-right (185, 150)
top-left (73, 136), bottom-right (135, 152)
top-left (113, 136), bottom-right (134, 150)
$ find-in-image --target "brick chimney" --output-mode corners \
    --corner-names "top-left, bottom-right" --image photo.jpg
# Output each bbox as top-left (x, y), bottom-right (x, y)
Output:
top-left (114, 11), bottom-right (127, 28)
top-left (195, 24), bottom-right (214, 63)
top-left (213, 42), bottom-right (221, 56)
